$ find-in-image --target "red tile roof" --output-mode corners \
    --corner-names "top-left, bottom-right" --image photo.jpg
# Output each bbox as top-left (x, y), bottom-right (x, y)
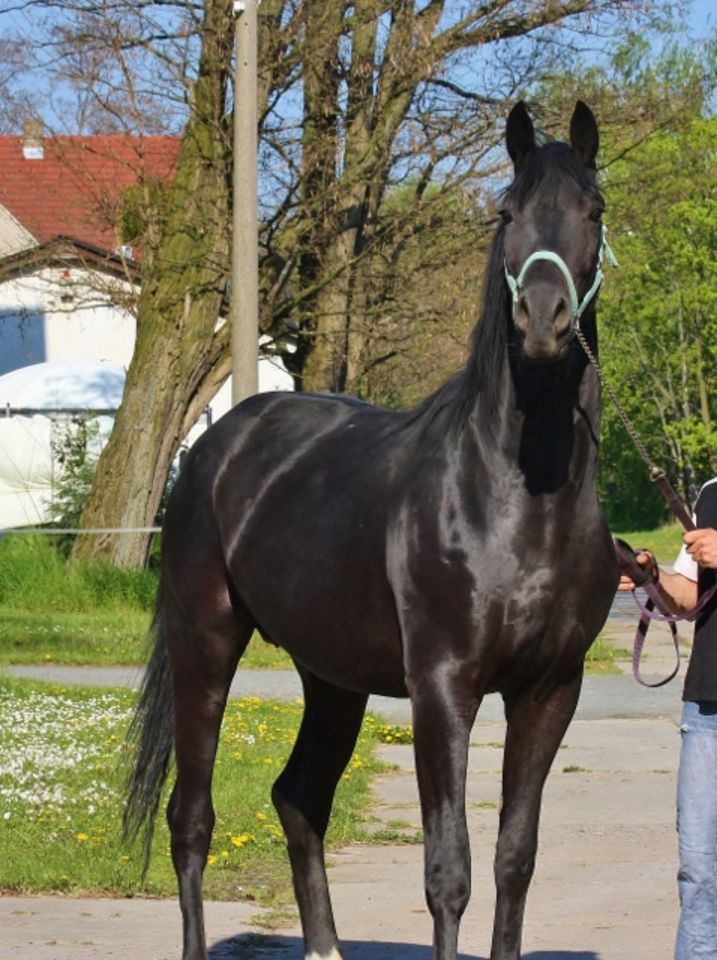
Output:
top-left (0, 135), bottom-right (179, 252)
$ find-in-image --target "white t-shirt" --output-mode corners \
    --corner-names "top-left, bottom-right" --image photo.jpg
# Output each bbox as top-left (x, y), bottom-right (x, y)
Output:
top-left (672, 477), bottom-right (717, 583)
top-left (673, 542), bottom-right (698, 582)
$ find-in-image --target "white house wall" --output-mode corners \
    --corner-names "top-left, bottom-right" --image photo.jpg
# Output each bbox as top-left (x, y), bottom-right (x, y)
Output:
top-left (0, 263), bottom-right (294, 527)
top-left (0, 265), bottom-right (293, 413)
top-left (0, 267), bottom-right (135, 376)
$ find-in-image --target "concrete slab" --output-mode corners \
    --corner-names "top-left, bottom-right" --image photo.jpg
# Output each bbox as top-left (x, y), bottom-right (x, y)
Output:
top-left (0, 895), bottom-right (262, 959)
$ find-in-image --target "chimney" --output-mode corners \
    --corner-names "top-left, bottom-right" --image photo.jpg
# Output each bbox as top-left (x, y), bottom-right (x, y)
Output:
top-left (22, 118), bottom-right (44, 159)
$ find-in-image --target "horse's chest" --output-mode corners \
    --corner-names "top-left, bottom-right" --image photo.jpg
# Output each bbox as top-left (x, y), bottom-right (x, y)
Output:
top-left (490, 568), bottom-right (560, 645)
top-left (471, 530), bottom-right (608, 651)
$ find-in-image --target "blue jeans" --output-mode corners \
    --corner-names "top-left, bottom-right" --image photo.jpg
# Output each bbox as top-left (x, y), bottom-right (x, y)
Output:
top-left (675, 700), bottom-right (717, 959)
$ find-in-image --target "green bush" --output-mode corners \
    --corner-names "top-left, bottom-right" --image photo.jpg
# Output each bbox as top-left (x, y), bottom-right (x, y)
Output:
top-left (48, 417), bottom-right (102, 557)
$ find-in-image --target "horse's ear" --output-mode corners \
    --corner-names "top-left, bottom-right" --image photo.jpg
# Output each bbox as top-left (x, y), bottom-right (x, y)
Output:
top-left (570, 100), bottom-right (599, 169)
top-left (506, 101), bottom-right (535, 170)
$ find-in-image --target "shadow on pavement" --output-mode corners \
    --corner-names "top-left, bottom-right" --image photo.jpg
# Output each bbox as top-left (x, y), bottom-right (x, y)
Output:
top-left (208, 934), bottom-right (599, 960)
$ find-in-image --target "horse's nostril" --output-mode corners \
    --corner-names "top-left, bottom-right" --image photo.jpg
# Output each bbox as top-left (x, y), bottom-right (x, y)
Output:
top-left (516, 294), bottom-right (530, 328)
top-left (553, 296), bottom-right (572, 331)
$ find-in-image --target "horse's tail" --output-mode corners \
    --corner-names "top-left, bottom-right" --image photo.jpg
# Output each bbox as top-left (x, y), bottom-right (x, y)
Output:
top-left (123, 580), bottom-right (174, 875)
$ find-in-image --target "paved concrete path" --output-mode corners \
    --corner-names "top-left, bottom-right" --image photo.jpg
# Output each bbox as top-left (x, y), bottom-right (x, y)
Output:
top-left (5, 662), bottom-right (684, 725)
top-left (2, 609), bottom-right (689, 960)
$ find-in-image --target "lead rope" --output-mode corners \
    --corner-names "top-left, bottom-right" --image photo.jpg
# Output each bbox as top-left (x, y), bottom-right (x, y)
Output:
top-left (572, 324), bottom-right (708, 686)
top-left (572, 324), bottom-right (661, 479)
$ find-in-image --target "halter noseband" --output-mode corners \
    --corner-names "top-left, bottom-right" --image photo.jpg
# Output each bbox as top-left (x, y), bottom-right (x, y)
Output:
top-left (504, 224), bottom-right (618, 329)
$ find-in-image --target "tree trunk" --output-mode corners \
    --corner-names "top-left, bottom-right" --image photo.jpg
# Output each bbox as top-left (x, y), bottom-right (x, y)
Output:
top-left (71, 0), bottom-right (234, 568)
top-left (297, 0), bottom-right (438, 393)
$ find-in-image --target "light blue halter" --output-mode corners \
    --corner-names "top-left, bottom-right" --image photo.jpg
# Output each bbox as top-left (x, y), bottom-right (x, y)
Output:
top-left (504, 225), bottom-right (618, 328)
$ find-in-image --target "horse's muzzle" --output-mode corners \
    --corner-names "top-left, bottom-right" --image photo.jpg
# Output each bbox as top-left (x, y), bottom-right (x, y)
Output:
top-left (514, 279), bottom-right (574, 362)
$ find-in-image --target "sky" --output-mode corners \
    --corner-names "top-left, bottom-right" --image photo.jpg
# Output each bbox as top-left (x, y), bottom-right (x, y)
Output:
top-left (0, 0), bottom-right (713, 136)
top-left (689, 0), bottom-right (715, 35)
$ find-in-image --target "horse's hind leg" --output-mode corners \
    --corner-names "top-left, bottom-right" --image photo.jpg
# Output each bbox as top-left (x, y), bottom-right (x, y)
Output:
top-left (490, 672), bottom-right (583, 960)
top-left (166, 589), bottom-right (254, 960)
top-left (272, 667), bottom-right (367, 960)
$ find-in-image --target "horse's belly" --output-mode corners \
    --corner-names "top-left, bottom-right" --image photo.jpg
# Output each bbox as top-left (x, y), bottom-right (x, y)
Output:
top-left (291, 640), bottom-right (409, 698)
top-left (234, 548), bottom-right (408, 696)
top-left (266, 615), bottom-right (408, 698)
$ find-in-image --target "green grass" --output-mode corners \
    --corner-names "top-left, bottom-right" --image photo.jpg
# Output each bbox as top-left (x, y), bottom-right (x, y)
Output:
top-left (0, 676), bottom-right (410, 904)
top-left (585, 636), bottom-right (626, 675)
top-left (0, 609), bottom-right (149, 664)
top-left (611, 522), bottom-right (683, 562)
top-left (0, 536), bottom-right (293, 667)
top-left (0, 535), bottom-right (156, 612)
top-left (0, 609), bottom-right (291, 668)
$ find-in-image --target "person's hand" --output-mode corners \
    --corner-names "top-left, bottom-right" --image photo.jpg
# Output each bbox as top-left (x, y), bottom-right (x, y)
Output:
top-left (618, 550), bottom-right (658, 591)
top-left (683, 528), bottom-right (717, 569)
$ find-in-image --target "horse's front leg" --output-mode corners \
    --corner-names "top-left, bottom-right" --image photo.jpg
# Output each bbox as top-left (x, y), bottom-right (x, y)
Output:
top-left (409, 666), bottom-right (479, 960)
top-left (490, 670), bottom-right (583, 960)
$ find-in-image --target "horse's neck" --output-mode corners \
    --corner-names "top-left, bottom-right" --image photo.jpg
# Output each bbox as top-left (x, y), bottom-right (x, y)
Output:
top-left (471, 352), bottom-right (600, 498)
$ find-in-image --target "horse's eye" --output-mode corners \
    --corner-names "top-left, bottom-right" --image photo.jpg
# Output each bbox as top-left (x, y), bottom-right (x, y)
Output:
top-left (589, 207), bottom-right (604, 222)
top-left (499, 209), bottom-right (512, 224)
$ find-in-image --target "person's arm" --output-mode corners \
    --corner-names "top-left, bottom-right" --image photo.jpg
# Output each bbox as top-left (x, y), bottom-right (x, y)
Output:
top-left (650, 565), bottom-right (697, 615)
top-left (618, 550), bottom-right (697, 614)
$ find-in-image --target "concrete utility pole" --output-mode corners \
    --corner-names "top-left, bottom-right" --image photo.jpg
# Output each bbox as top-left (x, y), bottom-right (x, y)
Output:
top-left (231, 0), bottom-right (260, 404)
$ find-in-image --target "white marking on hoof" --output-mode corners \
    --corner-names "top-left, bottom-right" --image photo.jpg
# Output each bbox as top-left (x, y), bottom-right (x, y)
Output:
top-left (305, 949), bottom-right (343, 960)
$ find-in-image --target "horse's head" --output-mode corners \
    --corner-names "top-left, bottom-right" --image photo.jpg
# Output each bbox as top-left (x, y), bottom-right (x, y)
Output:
top-left (501, 100), bottom-right (610, 364)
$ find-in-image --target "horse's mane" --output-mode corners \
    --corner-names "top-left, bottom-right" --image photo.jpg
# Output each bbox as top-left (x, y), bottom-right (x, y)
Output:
top-left (410, 141), bottom-right (599, 433)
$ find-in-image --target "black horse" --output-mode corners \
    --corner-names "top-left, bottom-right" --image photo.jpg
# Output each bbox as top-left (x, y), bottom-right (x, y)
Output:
top-left (125, 101), bottom-right (619, 960)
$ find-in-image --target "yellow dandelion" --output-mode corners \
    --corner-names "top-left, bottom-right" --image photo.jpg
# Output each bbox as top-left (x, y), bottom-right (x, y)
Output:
top-left (76, 833), bottom-right (89, 842)
top-left (230, 834), bottom-right (253, 848)
top-left (207, 854), bottom-right (218, 865)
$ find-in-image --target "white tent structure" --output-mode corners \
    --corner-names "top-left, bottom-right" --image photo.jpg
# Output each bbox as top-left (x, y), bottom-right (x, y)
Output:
top-left (0, 358), bottom-right (125, 411)
top-left (0, 359), bottom-right (121, 529)
top-left (0, 415), bottom-right (56, 527)
top-left (0, 354), bottom-right (293, 529)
